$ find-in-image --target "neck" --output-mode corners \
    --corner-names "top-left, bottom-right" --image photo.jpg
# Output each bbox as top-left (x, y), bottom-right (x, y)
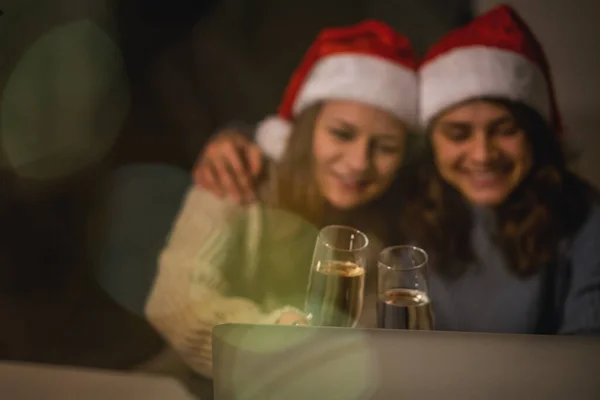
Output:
top-left (323, 201), bottom-right (390, 245)
top-left (469, 203), bottom-right (497, 234)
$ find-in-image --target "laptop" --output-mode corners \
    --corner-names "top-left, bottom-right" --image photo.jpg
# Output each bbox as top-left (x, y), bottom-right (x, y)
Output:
top-left (212, 324), bottom-right (600, 400)
top-left (0, 361), bottom-right (196, 400)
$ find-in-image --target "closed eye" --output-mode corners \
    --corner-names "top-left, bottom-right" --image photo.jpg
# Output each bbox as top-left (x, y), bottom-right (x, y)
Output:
top-left (439, 122), bottom-right (471, 142)
top-left (486, 115), bottom-right (520, 137)
top-left (492, 123), bottom-right (520, 137)
top-left (375, 141), bottom-right (401, 153)
top-left (444, 128), bottom-right (470, 142)
top-left (329, 128), bottom-right (354, 141)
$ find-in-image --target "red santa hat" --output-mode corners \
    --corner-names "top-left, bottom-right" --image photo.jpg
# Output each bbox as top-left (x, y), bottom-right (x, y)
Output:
top-left (419, 4), bottom-right (563, 135)
top-left (255, 20), bottom-right (418, 161)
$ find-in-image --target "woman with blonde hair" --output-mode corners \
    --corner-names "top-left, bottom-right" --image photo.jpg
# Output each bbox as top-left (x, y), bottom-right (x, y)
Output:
top-left (145, 20), bottom-right (420, 376)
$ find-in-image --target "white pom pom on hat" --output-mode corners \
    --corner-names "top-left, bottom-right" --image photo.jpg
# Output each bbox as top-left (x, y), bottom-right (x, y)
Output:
top-left (255, 115), bottom-right (292, 161)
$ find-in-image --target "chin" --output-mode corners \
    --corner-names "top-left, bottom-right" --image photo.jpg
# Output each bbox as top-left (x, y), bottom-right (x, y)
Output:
top-left (466, 192), bottom-right (509, 207)
top-left (329, 200), bottom-right (360, 210)
top-left (326, 194), bottom-right (363, 211)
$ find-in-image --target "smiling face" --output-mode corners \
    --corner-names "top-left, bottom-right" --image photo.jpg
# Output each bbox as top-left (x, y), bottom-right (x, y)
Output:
top-left (430, 100), bottom-right (533, 207)
top-left (311, 100), bottom-right (408, 210)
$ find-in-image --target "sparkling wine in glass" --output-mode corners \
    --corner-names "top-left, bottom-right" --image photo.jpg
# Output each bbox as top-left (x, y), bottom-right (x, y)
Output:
top-left (377, 245), bottom-right (433, 330)
top-left (305, 225), bottom-right (369, 327)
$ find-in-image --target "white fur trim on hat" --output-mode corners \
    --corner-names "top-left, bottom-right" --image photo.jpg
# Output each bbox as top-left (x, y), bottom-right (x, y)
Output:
top-left (420, 46), bottom-right (550, 127)
top-left (293, 54), bottom-right (418, 127)
top-left (255, 115), bottom-right (291, 161)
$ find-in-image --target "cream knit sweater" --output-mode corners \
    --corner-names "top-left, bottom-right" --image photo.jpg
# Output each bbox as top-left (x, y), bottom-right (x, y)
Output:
top-left (145, 186), bottom-right (317, 377)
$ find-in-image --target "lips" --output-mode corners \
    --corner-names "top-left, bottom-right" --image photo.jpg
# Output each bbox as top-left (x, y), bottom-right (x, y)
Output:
top-left (464, 170), bottom-right (507, 188)
top-left (330, 171), bottom-right (370, 191)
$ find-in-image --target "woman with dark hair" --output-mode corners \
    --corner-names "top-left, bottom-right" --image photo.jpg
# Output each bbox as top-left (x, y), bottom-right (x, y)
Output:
top-left (398, 4), bottom-right (600, 335)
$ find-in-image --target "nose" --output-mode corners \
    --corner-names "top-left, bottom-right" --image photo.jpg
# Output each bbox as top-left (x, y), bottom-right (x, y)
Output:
top-left (468, 130), bottom-right (494, 164)
top-left (344, 138), bottom-right (370, 173)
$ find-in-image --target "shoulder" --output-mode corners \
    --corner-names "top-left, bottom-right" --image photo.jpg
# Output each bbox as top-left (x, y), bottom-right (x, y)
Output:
top-left (180, 185), bottom-right (245, 220)
top-left (562, 177), bottom-right (600, 267)
top-left (561, 172), bottom-right (600, 245)
top-left (164, 186), bottom-right (266, 264)
top-left (569, 203), bottom-right (600, 250)
top-left (165, 185), bottom-right (263, 247)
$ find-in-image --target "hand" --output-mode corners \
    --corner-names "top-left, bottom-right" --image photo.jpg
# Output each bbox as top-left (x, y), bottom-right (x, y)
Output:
top-left (194, 129), bottom-right (265, 203)
top-left (277, 311), bottom-right (309, 326)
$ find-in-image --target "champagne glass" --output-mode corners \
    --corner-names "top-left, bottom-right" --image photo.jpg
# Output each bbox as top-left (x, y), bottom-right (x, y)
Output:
top-left (304, 225), bottom-right (369, 327)
top-left (377, 245), bottom-right (433, 330)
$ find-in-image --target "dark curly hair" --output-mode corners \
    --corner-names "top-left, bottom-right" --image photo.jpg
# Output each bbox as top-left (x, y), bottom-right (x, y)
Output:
top-left (397, 99), bottom-right (596, 279)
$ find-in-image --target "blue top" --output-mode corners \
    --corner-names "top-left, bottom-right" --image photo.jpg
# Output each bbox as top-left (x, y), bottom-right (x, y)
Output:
top-left (428, 204), bottom-right (600, 335)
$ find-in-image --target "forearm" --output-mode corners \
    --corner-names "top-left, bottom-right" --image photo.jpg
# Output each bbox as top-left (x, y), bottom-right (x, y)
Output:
top-left (146, 280), bottom-right (286, 377)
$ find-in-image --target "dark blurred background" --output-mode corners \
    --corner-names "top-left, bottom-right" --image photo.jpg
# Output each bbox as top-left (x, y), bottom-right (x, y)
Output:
top-left (0, 0), bottom-right (597, 378)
